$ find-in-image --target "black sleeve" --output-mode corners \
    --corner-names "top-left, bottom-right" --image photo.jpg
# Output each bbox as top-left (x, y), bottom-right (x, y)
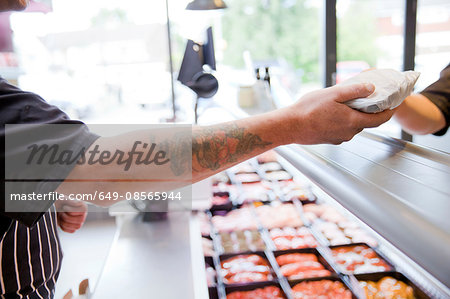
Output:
top-left (420, 63), bottom-right (450, 136)
top-left (1, 78), bottom-right (99, 228)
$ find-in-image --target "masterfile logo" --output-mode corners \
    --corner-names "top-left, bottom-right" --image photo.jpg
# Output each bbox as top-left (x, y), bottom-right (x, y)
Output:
top-left (26, 141), bottom-right (170, 171)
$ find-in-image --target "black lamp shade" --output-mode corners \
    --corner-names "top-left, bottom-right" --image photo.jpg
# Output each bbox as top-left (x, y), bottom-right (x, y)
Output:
top-left (186, 0), bottom-right (227, 10)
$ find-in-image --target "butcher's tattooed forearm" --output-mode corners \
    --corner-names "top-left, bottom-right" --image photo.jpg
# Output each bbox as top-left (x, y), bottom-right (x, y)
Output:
top-left (166, 124), bottom-right (271, 176)
top-left (192, 123), bottom-right (272, 172)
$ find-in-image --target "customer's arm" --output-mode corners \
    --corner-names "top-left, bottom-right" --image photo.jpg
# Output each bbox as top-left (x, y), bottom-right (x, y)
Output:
top-left (395, 64), bottom-right (449, 135)
top-left (394, 93), bottom-right (446, 135)
top-left (56, 83), bottom-right (394, 205)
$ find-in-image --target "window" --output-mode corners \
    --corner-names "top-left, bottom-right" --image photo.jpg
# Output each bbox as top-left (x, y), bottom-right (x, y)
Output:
top-left (220, 0), bottom-right (323, 101)
top-left (413, 0), bottom-right (450, 153)
top-left (336, 0), bottom-right (405, 139)
top-left (7, 0), bottom-right (176, 123)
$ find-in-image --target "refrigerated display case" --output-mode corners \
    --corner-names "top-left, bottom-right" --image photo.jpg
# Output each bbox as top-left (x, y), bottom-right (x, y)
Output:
top-left (196, 131), bottom-right (449, 299)
top-left (92, 130), bottom-right (449, 299)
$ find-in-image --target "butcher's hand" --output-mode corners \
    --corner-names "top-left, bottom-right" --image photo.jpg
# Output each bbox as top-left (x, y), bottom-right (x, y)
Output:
top-left (55, 200), bottom-right (88, 233)
top-left (284, 83), bottom-right (395, 145)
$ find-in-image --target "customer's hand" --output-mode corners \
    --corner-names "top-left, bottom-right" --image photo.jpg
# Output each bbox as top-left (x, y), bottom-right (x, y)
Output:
top-left (55, 200), bottom-right (88, 233)
top-left (284, 83), bottom-right (395, 144)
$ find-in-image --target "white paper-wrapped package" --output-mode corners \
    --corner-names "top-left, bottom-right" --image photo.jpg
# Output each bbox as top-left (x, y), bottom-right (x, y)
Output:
top-left (341, 69), bottom-right (420, 113)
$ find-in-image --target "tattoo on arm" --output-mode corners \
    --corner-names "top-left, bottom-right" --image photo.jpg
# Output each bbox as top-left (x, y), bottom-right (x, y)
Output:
top-left (192, 123), bottom-right (272, 172)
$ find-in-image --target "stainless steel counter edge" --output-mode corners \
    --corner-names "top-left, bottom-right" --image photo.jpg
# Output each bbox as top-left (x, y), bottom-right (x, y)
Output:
top-left (274, 134), bottom-right (450, 291)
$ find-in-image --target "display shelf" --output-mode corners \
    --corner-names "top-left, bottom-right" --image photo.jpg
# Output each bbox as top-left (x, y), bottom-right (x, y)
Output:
top-left (92, 132), bottom-right (449, 298)
top-left (274, 131), bottom-right (450, 297)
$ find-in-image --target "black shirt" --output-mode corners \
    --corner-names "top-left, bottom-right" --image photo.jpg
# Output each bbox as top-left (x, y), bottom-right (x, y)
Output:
top-left (0, 77), bottom-right (98, 298)
top-left (420, 63), bottom-right (450, 136)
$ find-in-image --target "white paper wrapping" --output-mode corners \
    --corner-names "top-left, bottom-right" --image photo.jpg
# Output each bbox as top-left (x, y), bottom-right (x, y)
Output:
top-left (341, 69), bottom-right (420, 113)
